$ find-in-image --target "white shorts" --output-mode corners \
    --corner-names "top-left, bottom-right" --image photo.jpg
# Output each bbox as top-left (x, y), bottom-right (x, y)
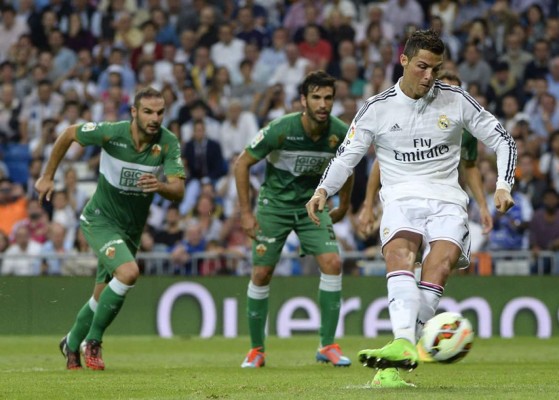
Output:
top-left (379, 198), bottom-right (471, 269)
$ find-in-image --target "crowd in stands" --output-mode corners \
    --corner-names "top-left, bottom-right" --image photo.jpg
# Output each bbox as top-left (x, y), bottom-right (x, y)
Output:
top-left (0, 0), bottom-right (558, 276)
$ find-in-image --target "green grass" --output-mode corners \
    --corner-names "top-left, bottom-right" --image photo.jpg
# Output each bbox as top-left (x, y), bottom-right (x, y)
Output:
top-left (0, 336), bottom-right (558, 400)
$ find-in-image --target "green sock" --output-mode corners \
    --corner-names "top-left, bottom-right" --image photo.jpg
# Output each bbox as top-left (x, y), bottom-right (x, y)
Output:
top-left (86, 285), bottom-right (125, 342)
top-left (318, 289), bottom-right (341, 347)
top-left (247, 297), bottom-right (268, 351)
top-left (67, 300), bottom-right (95, 352)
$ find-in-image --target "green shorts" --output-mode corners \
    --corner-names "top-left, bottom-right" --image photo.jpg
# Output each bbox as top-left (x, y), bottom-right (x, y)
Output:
top-left (252, 206), bottom-right (339, 267)
top-left (80, 217), bottom-right (141, 284)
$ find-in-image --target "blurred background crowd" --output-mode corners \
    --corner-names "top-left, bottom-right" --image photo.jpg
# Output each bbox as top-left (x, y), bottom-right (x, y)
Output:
top-left (0, 0), bottom-right (558, 277)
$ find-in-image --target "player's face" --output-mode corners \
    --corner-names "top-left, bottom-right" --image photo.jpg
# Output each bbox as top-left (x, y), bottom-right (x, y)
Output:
top-left (301, 86), bottom-right (334, 123)
top-left (133, 97), bottom-right (165, 136)
top-left (400, 49), bottom-right (443, 99)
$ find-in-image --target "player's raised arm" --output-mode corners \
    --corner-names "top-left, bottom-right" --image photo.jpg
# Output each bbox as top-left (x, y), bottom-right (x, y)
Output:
top-left (35, 125), bottom-right (80, 204)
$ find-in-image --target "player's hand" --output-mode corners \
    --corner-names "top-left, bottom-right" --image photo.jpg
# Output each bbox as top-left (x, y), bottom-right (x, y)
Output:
top-left (240, 212), bottom-right (259, 239)
top-left (137, 173), bottom-right (160, 193)
top-left (494, 189), bottom-right (515, 213)
top-left (357, 205), bottom-right (376, 237)
top-left (306, 189), bottom-right (327, 226)
top-left (35, 176), bottom-right (55, 204)
top-left (479, 205), bottom-right (493, 234)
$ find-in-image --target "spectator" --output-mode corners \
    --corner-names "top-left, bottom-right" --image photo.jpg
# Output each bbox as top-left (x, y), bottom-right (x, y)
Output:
top-left (174, 29), bottom-right (197, 70)
top-left (63, 167), bottom-right (89, 215)
top-left (498, 31), bottom-right (534, 82)
top-left (253, 27), bottom-right (287, 86)
top-left (327, 39), bottom-right (356, 80)
top-left (18, 79), bottom-right (64, 151)
top-left (130, 20), bottom-right (164, 73)
top-left (58, 48), bottom-right (98, 105)
top-left (283, 0), bottom-right (324, 40)
top-left (180, 99), bottom-right (221, 142)
top-left (12, 197), bottom-right (49, 245)
top-left (539, 131), bottom-right (559, 192)
top-left (458, 43), bottom-right (493, 92)
top-left (354, 5), bottom-right (395, 44)
top-left (51, 189), bottom-right (77, 248)
top-left (63, 227), bottom-right (97, 276)
top-left (0, 178), bottom-right (27, 236)
top-left (218, 99), bottom-right (259, 161)
top-left (153, 204), bottom-right (184, 250)
top-left (235, 6), bottom-right (269, 50)
top-left (112, 12), bottom-right (143, 53)
top-left (486, 62), bottom-right (523, 117)
top-left (0, 5), bottom-right (30, 63)
top-left (256, 83), bottom-right (289, 126)
top-left (170, 220), bottom-right (207, 275)
top-left (297, 24), bottom-right (332, 72)
top-left (65, 12), bottom-right (97, 53)
top-left (430, 0), bottom-right (458, 36)
top-left (339, 56), bottom-right (366, 98)
top-left (96, 48), bottom-right (137, 97)
top-left (517, 153), bottom-right (548, 209)
top-left (529, 188), bottom-right (559, 274)
top-left (189, 46), bottom-right (216, 96)
top-left (0, 82), bottom-right (21, 143)
top-left (205, 66), bottom-right (232, 121)
top-left (529, 92), bottom-right (559, 140)
top-left (151, 6), bottom-right (179, 47)
top-left (39, 221), bottom-right (72, 275)
top-left (546, 56), bottom-right (559, 99)
top-left (180, 119), bottom-right (226, 214)
top-left (363, 65), bottom-right (393, 99)
top-left (185, 193), bottom-right (223, 243)
top-left (383, 0), bottom-right (425, 41)
top-left (231, 59), bottom-right (266, 112)
top-left (267, 43), bottom-right (310, 106)
top-left (1, 224), bottom-right (42, 276)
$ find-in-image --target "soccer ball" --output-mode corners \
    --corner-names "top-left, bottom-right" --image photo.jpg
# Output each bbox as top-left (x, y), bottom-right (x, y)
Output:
top-left (420, 311), bottom-right (474, 363)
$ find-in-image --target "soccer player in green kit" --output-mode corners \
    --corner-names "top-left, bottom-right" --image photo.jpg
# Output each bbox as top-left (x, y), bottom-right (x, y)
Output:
top-left (234, 71), bottom-right (354, 368)
top-left (35, 87), bottom-right (186, 370)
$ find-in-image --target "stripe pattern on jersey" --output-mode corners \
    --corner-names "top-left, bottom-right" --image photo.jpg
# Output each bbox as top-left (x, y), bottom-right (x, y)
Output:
top-left (355, 87), bottom-right (397, 123)
top-left (434, 81), bottom-right (482, 112)
top-left (494, 122), bottom-right (517, 185)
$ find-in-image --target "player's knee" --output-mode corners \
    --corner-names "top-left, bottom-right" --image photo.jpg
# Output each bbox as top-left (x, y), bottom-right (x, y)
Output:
top-left (114, 263), bottom-right (140, 285)
top-left (251, 267), bottom-right (273, 285)
top-left (319, 254), bottom-right (342, 275)
top-left (384, 248), bottom-right (416, 270)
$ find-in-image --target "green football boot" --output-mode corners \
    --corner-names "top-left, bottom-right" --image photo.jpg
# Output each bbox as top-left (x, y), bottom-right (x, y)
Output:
top-left (358, 338), bottom-right (419, 370)
top-left (371, 368), bottom-right (415, 388)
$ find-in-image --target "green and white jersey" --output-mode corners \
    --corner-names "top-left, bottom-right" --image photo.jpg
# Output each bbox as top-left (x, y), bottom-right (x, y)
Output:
top-left (247, 112), bottom-right (348, 210)
top-left (460, 129), bottom-right (478, 162)
top-left (76, 121), bottom-right (185, 232)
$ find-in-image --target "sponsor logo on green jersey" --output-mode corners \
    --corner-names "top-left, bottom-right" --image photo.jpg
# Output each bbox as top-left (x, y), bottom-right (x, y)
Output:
top-left (120, 167), bottom-right (148, 187)
top-left (294, 155), bottom-right (327, 174)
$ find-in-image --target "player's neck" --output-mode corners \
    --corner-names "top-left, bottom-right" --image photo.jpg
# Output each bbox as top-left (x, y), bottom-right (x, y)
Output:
top-left (131, 124), bottom-right (154, 151)
top-left (301, 113), bottom-right (327, 140)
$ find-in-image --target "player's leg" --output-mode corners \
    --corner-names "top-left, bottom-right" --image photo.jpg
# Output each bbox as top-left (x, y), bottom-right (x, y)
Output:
top-left (297, 210), bottom-right (350, 366)
top-left (60, 280), bottom-right (105, 370)
top-left (416, 205), bottom-right (469, 340)
top-left (241, 208), bottom-right (292, 368)
top-left (80, 224), bottom-right (140, 370)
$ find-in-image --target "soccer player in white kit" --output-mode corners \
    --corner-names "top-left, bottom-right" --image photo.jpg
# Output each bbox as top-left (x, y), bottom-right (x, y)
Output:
top-left (306, 30), bottom-right (517, 388)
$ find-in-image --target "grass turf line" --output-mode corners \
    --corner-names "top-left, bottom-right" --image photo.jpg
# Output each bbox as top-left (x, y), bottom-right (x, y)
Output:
top-left (0, 336), bottom-right (558, 400)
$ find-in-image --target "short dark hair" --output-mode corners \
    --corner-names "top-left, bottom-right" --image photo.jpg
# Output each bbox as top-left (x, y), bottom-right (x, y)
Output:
top-left (403, 30), bottom-right (445, 59)
top-left (438, 70), bottom-right (462, 86)
top-left (133, 87), bottom-right (163, 108)
top-left (300, 70), bottom-right (336, 97)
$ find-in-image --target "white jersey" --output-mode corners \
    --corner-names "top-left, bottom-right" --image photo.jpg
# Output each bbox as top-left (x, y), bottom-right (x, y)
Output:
top-left (318, 80), bottom-right (517, 209)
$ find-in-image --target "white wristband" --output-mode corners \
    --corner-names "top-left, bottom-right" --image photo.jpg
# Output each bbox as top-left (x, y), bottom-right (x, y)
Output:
top-left (496, 181), bottom-right (511, 193)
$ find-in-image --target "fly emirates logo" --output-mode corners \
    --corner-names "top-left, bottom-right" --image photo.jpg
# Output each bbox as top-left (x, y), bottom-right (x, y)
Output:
top-left (393, 138), bottom-right (449, 163)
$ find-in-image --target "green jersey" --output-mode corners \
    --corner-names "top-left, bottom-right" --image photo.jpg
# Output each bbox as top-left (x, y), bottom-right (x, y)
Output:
top-left (247, 112), bottom-right (349, 210)
top-left (461, 130), bottom-right (478, 162)
top-left (76, 121), bottom-right (185, 232)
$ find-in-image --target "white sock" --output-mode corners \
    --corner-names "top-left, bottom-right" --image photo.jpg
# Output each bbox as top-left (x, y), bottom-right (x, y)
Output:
top-left (247, 281), bottom-right (270, 299)
top-left (88, 296), bottom-right (98, 312)
top-left (108, 278), bottom-right (134, 296)
top-left (387, 271), bottom-right (420, 344)
top-left (318, 273), bottom-right (342, 292)
top-left (416, 281), bottom-right (444, 341)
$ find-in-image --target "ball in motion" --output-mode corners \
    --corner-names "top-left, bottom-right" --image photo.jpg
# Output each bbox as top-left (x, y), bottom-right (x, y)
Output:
top-left (420, 311), bottom-right (474, 363)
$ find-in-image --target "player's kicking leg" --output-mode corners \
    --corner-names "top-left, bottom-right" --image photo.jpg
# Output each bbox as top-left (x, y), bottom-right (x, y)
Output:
top-left (358, 338), bottom-right (419, 370)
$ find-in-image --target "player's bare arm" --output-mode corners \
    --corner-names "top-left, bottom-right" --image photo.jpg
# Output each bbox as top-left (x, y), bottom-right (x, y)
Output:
top-left (358, 159), bottom-right (381, 237)
top-left (138, 174), bottom-right (185, 201)
top-left (461, 160), bottom-right (493, 233)
top-left (35, 125), bottom-right (79, 204)
top-left (234, 149), bottom-right (260, 238)
top-left (329, 173), bottom-right (354, 223)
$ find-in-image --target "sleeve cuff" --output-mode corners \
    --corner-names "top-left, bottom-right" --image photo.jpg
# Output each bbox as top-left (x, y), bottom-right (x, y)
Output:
top-left (496, 181), bottom-right (511, 193)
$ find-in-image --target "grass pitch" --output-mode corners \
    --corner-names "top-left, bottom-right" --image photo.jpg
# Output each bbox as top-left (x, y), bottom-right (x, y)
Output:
top-left (0, 335), bottom-right (557, 400)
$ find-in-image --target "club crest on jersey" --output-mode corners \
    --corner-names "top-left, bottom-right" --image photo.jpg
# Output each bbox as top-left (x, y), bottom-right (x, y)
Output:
top-left (328, 134), bottom-right (339, 148)
top-left (383, 228), bottom-right (390, 238)
top-left (105, 246), bottom-right (116, 259)
top-left (437, 115), bottom-right (450, 130)
top-left (151, 144), bottom-right (161, 157)
top-left (256, 244), bottom-right (267, 256)
top-left (82, 122), bottom-right (97, 132)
